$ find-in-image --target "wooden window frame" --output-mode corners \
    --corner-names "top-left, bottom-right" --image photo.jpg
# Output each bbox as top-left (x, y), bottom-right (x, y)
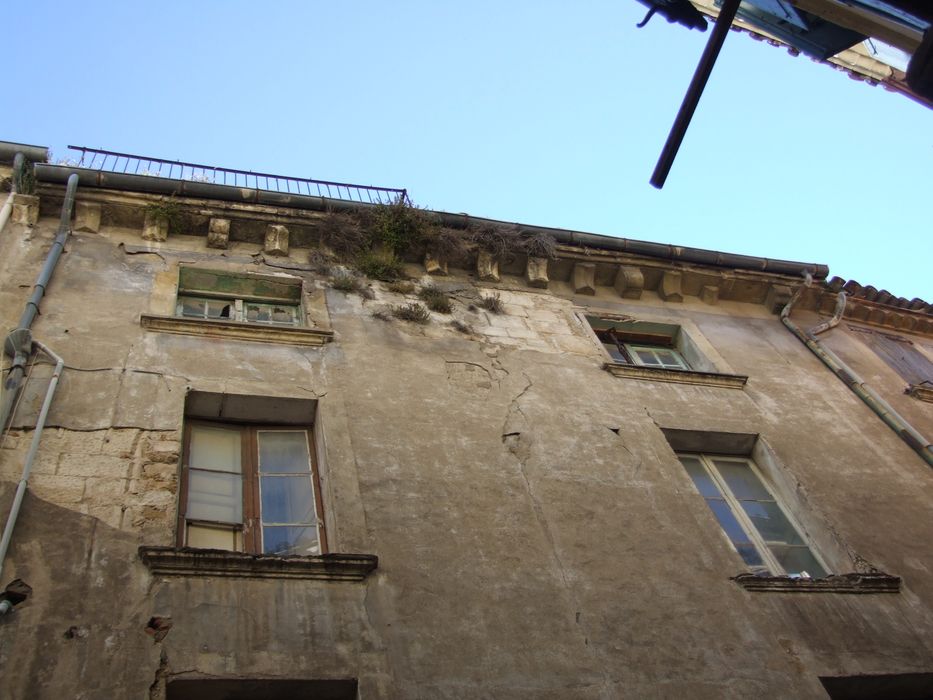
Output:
top-left (177, 420), bottom-right (328, 555)
top-left (594, 327), bottom-right (692, 371)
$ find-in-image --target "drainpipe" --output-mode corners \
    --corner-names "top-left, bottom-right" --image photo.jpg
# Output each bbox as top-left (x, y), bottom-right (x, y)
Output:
top-left (0, 153), bottom-right (25, 235)
top-left (0, 174), bottom-right (78, 435)
top-left (781, 275), bottom-right (933, 468)
top-left (0, 339), bottom-right (64, 599)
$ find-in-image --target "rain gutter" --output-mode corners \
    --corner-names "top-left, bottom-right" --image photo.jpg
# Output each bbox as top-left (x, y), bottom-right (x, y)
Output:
top-left (35, 164), bottom-right (829, 280)
top-left (781, 275), bottom-right (933, 468)
top-left (0, 173), bottom-right (78, 434)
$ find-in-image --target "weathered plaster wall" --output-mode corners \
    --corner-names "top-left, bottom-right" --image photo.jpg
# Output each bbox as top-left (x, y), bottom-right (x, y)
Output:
top-left (0, 202), bottom-right (932, 699)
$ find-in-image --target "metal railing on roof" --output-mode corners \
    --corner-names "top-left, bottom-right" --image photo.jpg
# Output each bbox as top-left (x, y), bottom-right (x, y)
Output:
top-left (65, 145), bottom-right (409, 205)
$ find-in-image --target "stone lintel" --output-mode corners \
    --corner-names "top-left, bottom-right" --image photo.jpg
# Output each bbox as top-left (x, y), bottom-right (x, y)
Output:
top-left (264, 224), bottom-right (289, 256)
top-left (526, 256), bottom-right (549, 288)
top-left (476, 251), bottom-right (500, 282)
top-left (572, 263), bottom-right (596, 295)
top-left (764, 284), bottom-right (793, 314)
top-left (658, 271), bottom-right (683, 303)
top-left (700, 285), bottom-right (719, 305)
top-left (207, 217), bottom-right (231, 249)
top-left (142, 211), bottom-right (168, 242)
top-left (11, 194), bottom-right (39, 226)
top-left (424, 252), bottom-right (448, 276)
top-left (614, 266), bottom-right (644, 299)
top-left (74, 201), bottom-right (101, 233)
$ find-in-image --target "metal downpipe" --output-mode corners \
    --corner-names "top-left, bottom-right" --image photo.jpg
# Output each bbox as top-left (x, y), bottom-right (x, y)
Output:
top-left (0, 341), bottom-right (64, 597)
top-left (0, 153), bottom-right (25, 235)
top-left (0, 174), bottom-right (78, 435)
top-left (781, 278), bottom-right (933, 467)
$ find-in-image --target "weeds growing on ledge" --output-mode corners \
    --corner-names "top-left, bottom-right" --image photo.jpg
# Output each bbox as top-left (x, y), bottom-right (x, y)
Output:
top-left (418, 284), bottom-right (452, 314)
top-left (331, 273), bottom-right (364, 294)
top-left (479, 293), bottom-right (503, 314)
top-left (386, 280), bottom-right (415, 295)
top-left (392, 302), bottom-right (431, 324)
top-left (356, 251), bottom-right (404, 281)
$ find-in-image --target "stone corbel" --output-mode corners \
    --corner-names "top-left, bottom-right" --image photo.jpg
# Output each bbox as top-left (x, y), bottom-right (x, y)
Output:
top-left (700, 285), bottom-right (719, 305)
top-left (207, 217), bottom-right (231, 249)
top-left (74, 202), bottom-right (101, 233)
top-left (424, 252), bottom-right (448, 275)
top-left (264, 224), bottom-right (289, 256)
top-left (11, 194), bottom-right (39, 226)
top-left (142, 210), bottom-right (168, 242)
top-left (526, 257), bottom-right (549, 288)
top-left (764, 284), bottom-right (792, 314)
top-left (476, 250), bottom-right (500, 282)
top-left (572, 263), bottom-right (596, 295)
top-left (614, 266), bottom-right (644, 299)
top-left (658, 271), bottom-right (684, 303)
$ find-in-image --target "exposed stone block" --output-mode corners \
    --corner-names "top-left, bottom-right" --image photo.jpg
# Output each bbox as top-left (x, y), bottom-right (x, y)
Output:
top-left (11, 194), bottom-right (39, 226)
top-left (142, 211), bottom-right (168, 242)
top-left (525, 257), bottom-right (549, 288)
top-left (424, 252), bottom-right (448, 276)
top-left (614, 266), bottom-right (644, 299)
top-left (572, 263), bottom-right (596, 295)
top-left (658, 271), bottom-right (683, 303)
top-left (700, 285), bottom-right (719, 305)
top-left (476, 251), bottom-right (500, 282)
top-left (264, 224), bottom-right (289, 256)
top-left (74, 202), bottom-right (101, 233)
top-left (207, 218), bottom-right (231, 249)
top-left (764, 284), bottom-right (793, 314)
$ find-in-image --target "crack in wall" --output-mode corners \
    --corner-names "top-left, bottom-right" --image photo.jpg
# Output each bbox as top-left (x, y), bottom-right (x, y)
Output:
top-left (500, 374), bottom-right (614, 699)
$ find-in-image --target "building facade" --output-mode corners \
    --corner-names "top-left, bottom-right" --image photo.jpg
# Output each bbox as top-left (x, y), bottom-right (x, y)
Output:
top-left (0, 142), bottom-right (932, 699)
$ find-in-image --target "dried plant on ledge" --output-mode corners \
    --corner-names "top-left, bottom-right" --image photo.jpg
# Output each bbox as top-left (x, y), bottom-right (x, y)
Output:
top-left (418, 284), bottom-right (453, 314)
top-left (392, 302), bottom-right (431, 324)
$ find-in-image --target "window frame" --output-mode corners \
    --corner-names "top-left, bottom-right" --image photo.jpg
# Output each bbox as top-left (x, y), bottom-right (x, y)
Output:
top-left (593, 324), bottom-right (692, 371)
top-left (177, 419), bottom-right (328, 556)
top-left (679, 451), bottom-right (830, 578)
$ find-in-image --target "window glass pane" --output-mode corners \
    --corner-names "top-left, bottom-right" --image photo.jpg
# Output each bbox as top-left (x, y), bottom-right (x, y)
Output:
top-left (712, 460), bottom-right (772, 501)
top-left (271, 306), bottom-right (294, 323)
top-left (205, 299), bottom-right (233, 319)
top-left (656, 350), bottom-right (680, 366)
top-left (263, 525), bottom-right (320, 556)
top-left (187, 523), bottom-right (241, 550)
top-left (180, 298), bottom-right (206, 318)
top-left (246, 304), bottom-right (271, 322)
top-left (740, 501), bottom-right (805, 545)
top-left (189, 426), bottom-right (241, 473)
top-left (679, 456), bottom-right (721, 498)
top-left (635, 350), bottom-right (659, 365)
top-left (734, 543), bottom-right (767, 570)
top-left (768, 545), bottom-right (827, 578)
top-left (258, 431), bottom-right (311, 473)
top-left (260, 475), bottom-right (315, 524)
top-left (705, 499), bottom-right (754, 546)
top-left (602, 343), bottom-right (626, 362)
top-left (187, 469), bottom-right (242, 523)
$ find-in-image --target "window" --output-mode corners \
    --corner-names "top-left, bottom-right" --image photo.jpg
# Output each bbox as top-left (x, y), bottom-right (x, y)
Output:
top-left (590, 318), bottom-right (692, 370)
top-left (178, 392), bottom-right (326, 556)
top-left (852, 326), bottom-right (933, 397)
top-left (175, 267), bottom-right (302, 327)
top-left (678, 452), bottom-right (828, 578)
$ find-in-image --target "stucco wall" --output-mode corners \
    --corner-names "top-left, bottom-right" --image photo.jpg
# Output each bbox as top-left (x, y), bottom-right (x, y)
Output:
top-left (0, 200), bottom-right (931, 699)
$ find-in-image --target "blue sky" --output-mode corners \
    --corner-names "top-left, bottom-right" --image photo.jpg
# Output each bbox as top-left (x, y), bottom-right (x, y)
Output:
top-left (5, 1), bottom-right (931, 299)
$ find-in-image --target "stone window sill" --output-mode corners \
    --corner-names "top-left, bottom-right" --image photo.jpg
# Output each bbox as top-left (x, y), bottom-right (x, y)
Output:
top-left (907, 384), bottom-right (933, 403)
top-left (138, 547), bottom-right (377, 581)
top-left (731, 572), bottom-right (900, 594)
top-left (603, 362), bottom-right (748, 389)
top-left (140, 314), bottom-right (333, 347)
